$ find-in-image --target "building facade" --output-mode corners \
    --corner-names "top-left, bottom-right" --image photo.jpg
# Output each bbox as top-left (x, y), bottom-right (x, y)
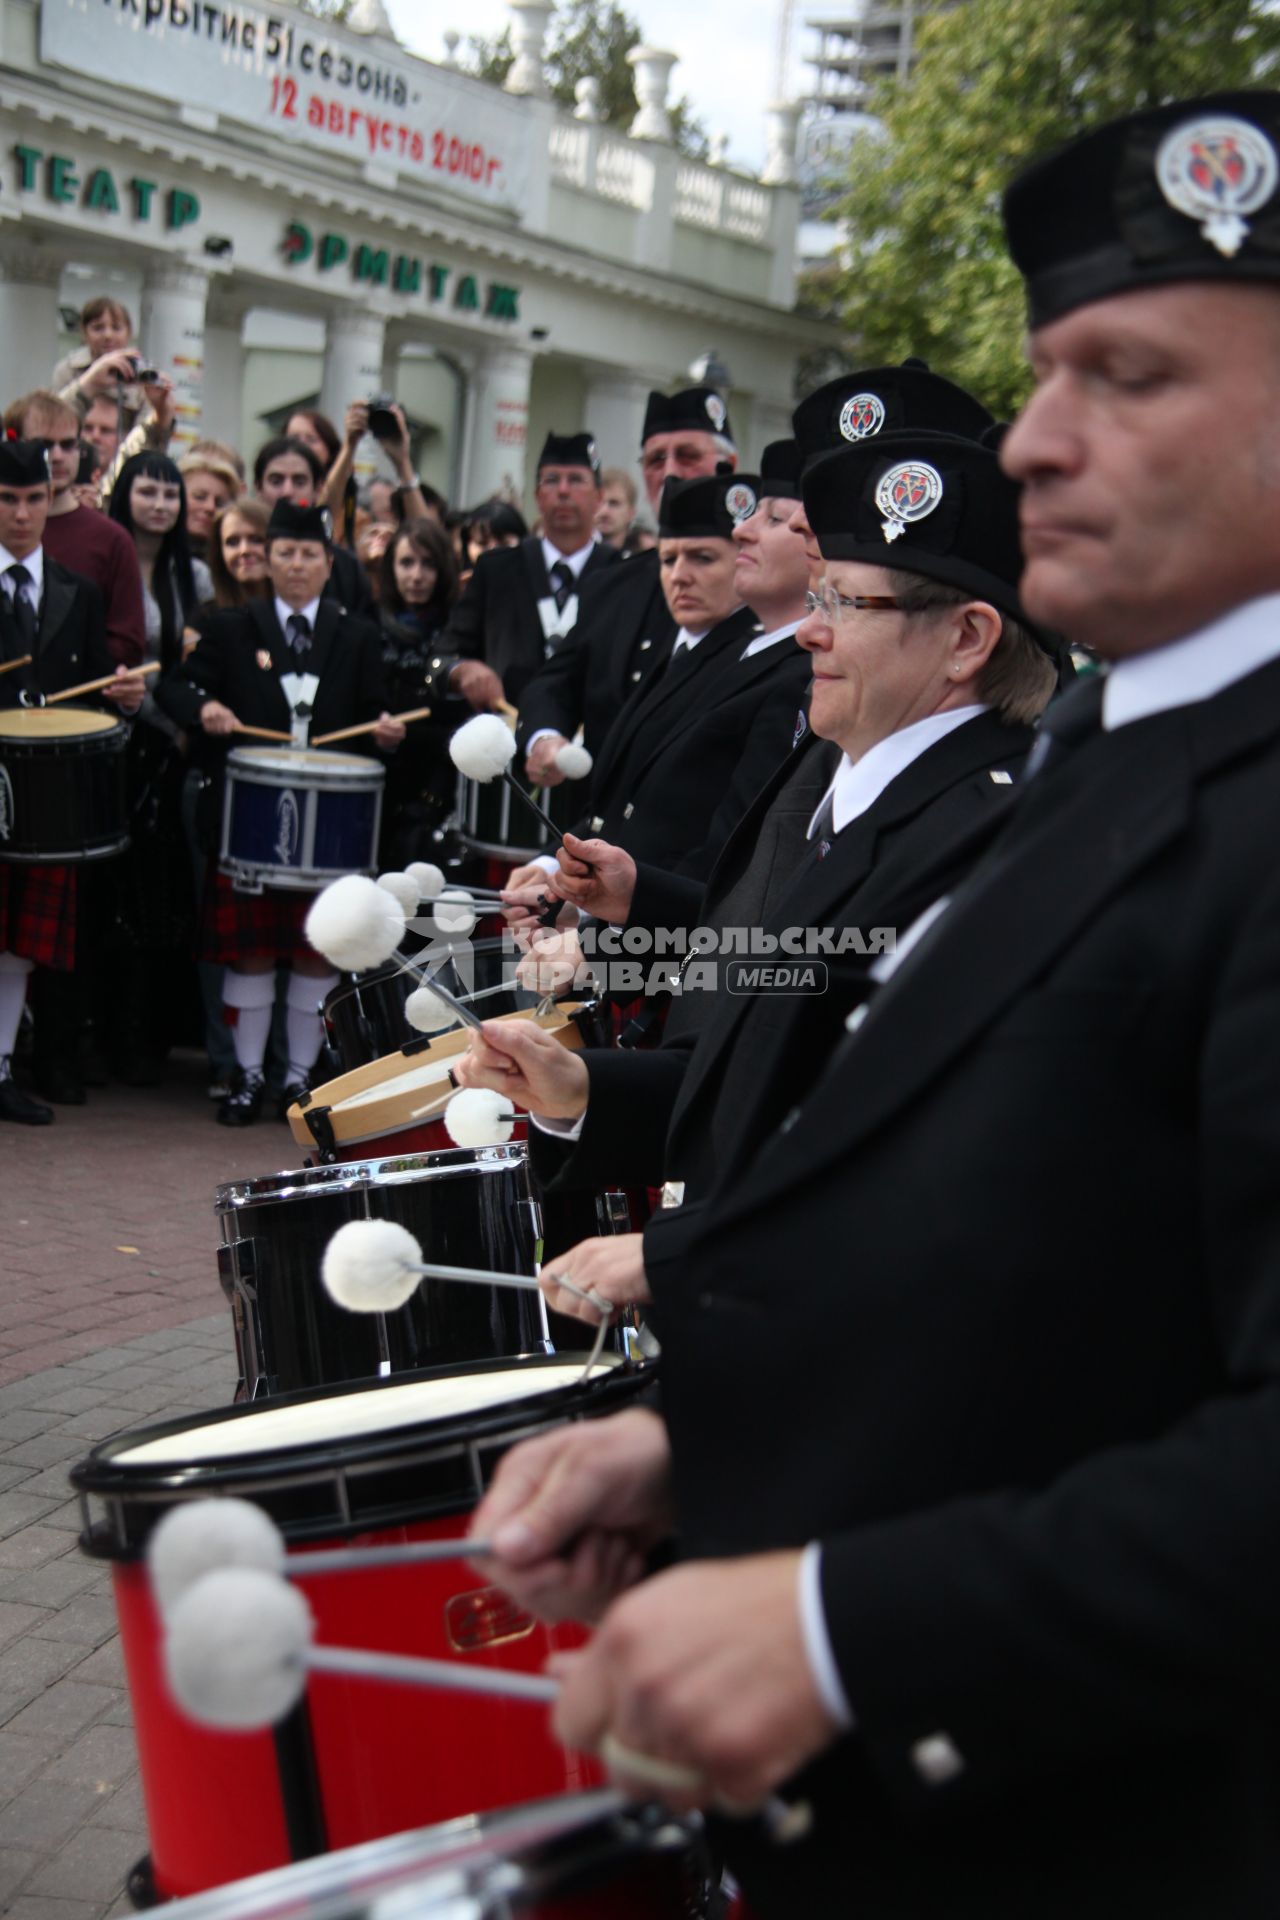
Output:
top-left (0, 0), bottom-right (830, 504)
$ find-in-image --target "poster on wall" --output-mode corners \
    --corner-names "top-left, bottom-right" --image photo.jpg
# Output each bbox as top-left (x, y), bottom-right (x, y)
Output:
top-left (40, 0), bottom-right (534, 219)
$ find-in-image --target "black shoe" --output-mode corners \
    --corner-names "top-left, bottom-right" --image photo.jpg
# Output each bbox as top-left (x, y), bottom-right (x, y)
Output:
top-left (0, 1077), bottom-right (53, 1125)
top-left (33, 1065), bottom-right (86, 1105)
top-left (217, 1071), bottom-right (265, 1127)
top-left (278, 1079), bottom-right (309, 1122)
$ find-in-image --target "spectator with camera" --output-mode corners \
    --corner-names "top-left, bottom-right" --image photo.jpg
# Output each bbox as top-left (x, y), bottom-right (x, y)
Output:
top-left (318, 397), bottom-right (436, 547)
top-left (52, 296), bottom-right (146, 430)
top-left (253, 434), bottom-right (374, 619)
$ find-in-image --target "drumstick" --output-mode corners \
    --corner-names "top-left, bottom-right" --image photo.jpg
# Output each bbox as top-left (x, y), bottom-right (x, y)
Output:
top-left (0, 654), bottom-right (32, 677)
top-left (493, 698), bottom-right (519, 723)
top-left (233, 722), bottom-right (295, 743)
top-left (45, 660), bottom-right (161, 704)
top-left (311, 706), bottom-right (431, 747)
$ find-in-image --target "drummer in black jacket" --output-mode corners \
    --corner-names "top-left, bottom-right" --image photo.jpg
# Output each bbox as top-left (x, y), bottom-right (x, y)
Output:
top-left (160, 500), bottom-right (405, 1126)
top-left (0, 439), bottom-right (145, 1124)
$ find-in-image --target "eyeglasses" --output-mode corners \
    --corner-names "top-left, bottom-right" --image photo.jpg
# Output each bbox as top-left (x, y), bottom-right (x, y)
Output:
top-left (36, 437), bottom-right (81, 456)
top-left (804, 588), bottom-right (914, 623)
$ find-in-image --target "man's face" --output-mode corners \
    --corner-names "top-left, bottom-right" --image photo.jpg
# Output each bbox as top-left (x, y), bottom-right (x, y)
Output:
top-left (25, 414), bottom-right (80, 495)
top-left (658, 535), bottom-right (741, 630)
top-left (0, 484), bottom-right (52, 560)
top-left (641, 431), bottom-right (731, 510)
top-left (788, 498), bottom-right (824, 582)
top-left (84, 308), bottom-right (130, 357)
top-left (83, 398), bottom-right (121, 470)
top-left (594, 484), bottom-right (633, 541)
top-left (1002, 281), bottom-right (1280, 657)
top-left (797, 560), bottom-right (958, 756)
top-left (259, 454), bottom-right (317, 505)
top-left (535, 464), bottom-right (601, 551)
top-left (733, 496), bottom-right (809, 618)
top-left (268, 537), bottom-right (332, 608)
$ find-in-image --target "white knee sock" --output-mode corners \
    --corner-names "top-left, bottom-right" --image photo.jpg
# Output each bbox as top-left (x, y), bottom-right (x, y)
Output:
top-left (0, 953), bottom-right (34, 1070)
top-left (223, 969), bottom-right (277, 1076)
top-left (285, 971), bottom-right (338, 1084)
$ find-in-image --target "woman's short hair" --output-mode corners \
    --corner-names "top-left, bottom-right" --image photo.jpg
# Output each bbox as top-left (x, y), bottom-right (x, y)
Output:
top-left (81, 296), bottom-right (133, 335)
top-left (884, 570), bottom-right (1058, 727)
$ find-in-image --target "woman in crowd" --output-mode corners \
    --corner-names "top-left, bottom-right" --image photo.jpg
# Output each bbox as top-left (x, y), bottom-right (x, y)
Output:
top-left (203, 497), bottom-right (270, 611)
top-left (179, 450), bottom-right (241, 562)
top-left (377, 519), bottom-right (461, 863)
top-left (459, 499), bottom-right (527, 582)
top-left (284, 407), bottom-right (342, 479)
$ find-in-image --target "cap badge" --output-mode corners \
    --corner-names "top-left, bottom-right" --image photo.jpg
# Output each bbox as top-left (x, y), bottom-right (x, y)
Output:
top-left (874, 461), bottom-right (943, 544)
top-left (839, 393), bottom-right (887, 442)
top-left (725, 482), bottom-right (757, 523)
top-left (1155, 114), bottom-right (1278, 258)
top-left (705, 395), bottom-right (727, 432)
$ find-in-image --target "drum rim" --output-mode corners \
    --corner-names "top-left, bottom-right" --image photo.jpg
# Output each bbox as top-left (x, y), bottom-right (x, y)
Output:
top-left (71, 1351), bottom-right (643, 1501)
top-left (0, 706), bottom-right (127, 740)
top-left (225, 747), bottom-right (385, 783)
top-left (214, 1142), bottom-right (527, 1209)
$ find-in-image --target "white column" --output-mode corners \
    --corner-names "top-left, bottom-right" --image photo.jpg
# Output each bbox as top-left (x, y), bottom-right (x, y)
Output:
top-left (465, 344), bottom-right (533, 506)
top-left (202, 293), bottom-right (246, 450)
top-left (320, 306), bottom-right (387, 425)
top-left (762, 101), bottom-right (802, 186)
top-left (582, 371), bottom-right (652, 481)
top-left (0, 249), bottom-right (64, 401)
top-left (141, 262), bottom-right (209, 454)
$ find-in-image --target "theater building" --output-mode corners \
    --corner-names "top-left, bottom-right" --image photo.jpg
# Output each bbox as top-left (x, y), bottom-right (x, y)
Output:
top-left (0, 0), bottom-right (828, 499)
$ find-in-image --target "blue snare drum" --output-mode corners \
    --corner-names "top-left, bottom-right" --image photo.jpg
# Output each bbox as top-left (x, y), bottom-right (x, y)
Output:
top-left (220, 746), bottom-right (384, 894)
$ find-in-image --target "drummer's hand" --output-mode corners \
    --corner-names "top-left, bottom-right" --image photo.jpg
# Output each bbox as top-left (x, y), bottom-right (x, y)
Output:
top-left (541, 1233), bottom-right (649, 1324)
top-left (453, 1015), bottom-right (589, 1119)
top-left (499, 881), bottom-right (558, 937)
top-left (549, 833), bottom-right (636, 923)
top-left (102, 665), bottom-right (147, 714)
top-left (199, 699), bottom-right (239, 736)
top-left (549, 1553), bottom-right (840, 1811)
top-left (373, 711), bottom-right (406, 750)
top-left (448, 660), bottom-right (505, 711)
top-left (516, 927), bottom-right (588, 996)
top-left (469, 1407), bottom-right (673, 1623)
top-left (525, 733), bottom-right (568, 787)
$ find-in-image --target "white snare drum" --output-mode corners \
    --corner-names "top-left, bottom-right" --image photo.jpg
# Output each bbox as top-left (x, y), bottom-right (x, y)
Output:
top-left (220, 746), bottom-right (385, 894)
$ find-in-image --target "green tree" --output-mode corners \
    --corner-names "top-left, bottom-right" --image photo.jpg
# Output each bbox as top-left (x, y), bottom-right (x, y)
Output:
top-left (828, 0), bottom-right (1280, 416)
top-left (463, 0), bottom-right (708, 159)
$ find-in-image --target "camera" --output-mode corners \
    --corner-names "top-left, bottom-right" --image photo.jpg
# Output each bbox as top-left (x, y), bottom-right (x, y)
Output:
top-left (125, 352), bottom-right (161, 384)
top-left (367, 394), bottom-right (401, 443)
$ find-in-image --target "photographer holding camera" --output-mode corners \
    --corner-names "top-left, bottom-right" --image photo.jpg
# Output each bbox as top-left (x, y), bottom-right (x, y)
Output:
top-left (319, 395), bottom-right (435, 544)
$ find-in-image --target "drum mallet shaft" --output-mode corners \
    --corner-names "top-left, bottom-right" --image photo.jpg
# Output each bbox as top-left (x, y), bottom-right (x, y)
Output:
top-left (0, 654), bottom-right (32, 677)
top-left (46, 660), bottom-right (161, 704)
top-left (311, 707), bottom-right (431, 748)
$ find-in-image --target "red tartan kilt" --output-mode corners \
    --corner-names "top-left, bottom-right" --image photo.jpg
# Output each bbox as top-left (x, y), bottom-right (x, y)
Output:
top-left (202, 869), bottom-right (315, 964)
top-left (0, 862), bottom-right (77, 971)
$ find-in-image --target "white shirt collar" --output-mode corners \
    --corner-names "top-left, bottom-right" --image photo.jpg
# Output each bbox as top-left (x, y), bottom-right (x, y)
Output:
top-left (1102, 594), bottom-right (1280, 731)
top-left (541, 536), bottom-right (597, 581)
top-left (274, 596), bottom-right (323, 638)
top-left (741, 618), bottom-right (801, 660)
top-left (808, 705), bottom-right (989, 839)
top-left (672, 625), bottom-right (710, 656)
top-left (0, 544), bottom-right (43, 600)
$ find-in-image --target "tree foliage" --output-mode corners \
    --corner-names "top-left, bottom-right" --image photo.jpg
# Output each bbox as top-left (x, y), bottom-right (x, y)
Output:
top-left (463, 0), bottom-right (708, 159)
top-left (828, 0), bottom-right (1280, 416)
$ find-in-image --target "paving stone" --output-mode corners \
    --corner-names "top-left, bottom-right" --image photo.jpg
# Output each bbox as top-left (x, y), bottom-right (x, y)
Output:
top-left (8, 1467), bottom-right (88, 1503)
top-left (64, 1639), bottom-right (124, 1686)
top-left (0, 1639), bottom-right (87, 1699)
top-left (5, 1896), bottom-right (102, 1920)
top-left (0, 1845), bottom-right (40, 1901)
top-left (0, 1531), bottom-right (77, 1573)
top-left (25, 1823), bottom-right (141, 1903)
top-left (31, 1504), bottom-right (87, 1535)
top-left (85, 1777), bottom-right (145, 1835)
top-left (0, 1601), bottom-right (57, 1649)
top-left (0, 1413), bottom-right (61, 1444)
top-left (0, 1496), bottom-right (64, 1541)
top-left (0, 1779), bottom-right (110, 1850)
top-left (2, 1680), bottom-right (116, 1743)
top-left (34, 1598), bottom-right (120, 1650)
top-left (0, 1436), bottom-right (95, 1473)
top-left (0, 1732), bottom-right (62, 1802)
top-left (39, 1723), bottom-right (137, 1792)
top-left (0, 1561), bottom-right (102, 1610)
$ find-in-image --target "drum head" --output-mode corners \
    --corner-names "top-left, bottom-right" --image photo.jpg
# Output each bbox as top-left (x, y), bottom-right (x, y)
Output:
top-left (227, 746), bottom-right (380, 775)
top-left (0, 706), bottom-right (121, 738)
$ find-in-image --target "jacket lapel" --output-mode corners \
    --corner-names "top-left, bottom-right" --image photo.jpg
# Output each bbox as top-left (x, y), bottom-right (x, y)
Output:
top-left (308, 599), bottom-right (340, 683)
top-left (37, 567), bottom-right (76, 657)
top-left (600, 605), bottom-right (755, 768)
top-left (248, 599), bottom-right (294, 730)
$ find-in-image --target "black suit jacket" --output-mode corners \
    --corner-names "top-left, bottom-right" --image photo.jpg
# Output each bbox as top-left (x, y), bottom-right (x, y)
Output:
top-left (0, 557), bottom-right (111, 707)
top-left (645, 654), bottom-right (1280, 1919)
top-left (441, 537), bottom-right (620, 707)
top-left (543, 709), bottom-right (1031, 1197)
top-left (158, 597), bottom-right (388, 747)
top-left (517, 549), bottom-right (675, 757)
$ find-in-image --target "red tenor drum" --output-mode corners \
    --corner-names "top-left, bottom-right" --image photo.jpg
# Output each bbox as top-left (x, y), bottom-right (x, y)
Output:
top-left (72, 1355), bottom-right (651, 1903)
top-left (143, 1792), bottom-right (715, 1920)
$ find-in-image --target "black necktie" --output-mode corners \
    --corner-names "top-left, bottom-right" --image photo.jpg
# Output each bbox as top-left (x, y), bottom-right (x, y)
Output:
top-left (549, 560), bottom-right (574, 614)
top-left (1025, 671), bottom-right (1106, 780)
top-left (286, 612), bottom-right (312, 657)
top-left (6, 565), bottom-right (37, 653)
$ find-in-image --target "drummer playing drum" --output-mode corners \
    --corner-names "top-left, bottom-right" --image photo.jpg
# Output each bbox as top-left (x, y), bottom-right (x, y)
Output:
top-left (0, 437), bottom-right (146, 1127)
top-left (160, 499), bottom-right (405, 1127)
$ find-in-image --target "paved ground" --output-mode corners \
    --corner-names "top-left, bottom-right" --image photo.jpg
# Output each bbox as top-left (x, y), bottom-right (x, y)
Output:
top-left (0, 1053), bottom-right (309, 1917)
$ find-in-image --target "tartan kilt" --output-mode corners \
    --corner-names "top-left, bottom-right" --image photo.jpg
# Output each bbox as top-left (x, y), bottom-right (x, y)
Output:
top-left (0, 862), bottom-right (77, 971)
top-left (202, 870), bottom-right (314, 964)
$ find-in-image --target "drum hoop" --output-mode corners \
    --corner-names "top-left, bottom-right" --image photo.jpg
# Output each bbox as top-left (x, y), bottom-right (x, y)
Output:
top-left (0, 708), bottom-right (127, 742)
top-left (226, 748), bottom-right (384, 787)
top-left (71, 1354), bottom-right (649, 1551)
top-left (214, 1143), bottom-right (527, 1211)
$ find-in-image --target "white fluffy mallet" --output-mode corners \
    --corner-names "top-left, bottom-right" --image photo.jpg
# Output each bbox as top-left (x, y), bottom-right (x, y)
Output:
top-left (433, 889), bottom-right (478, 937)
top-left (404, 984), bottom-right (458, 1034)
top-left (555, 741), bottom-right (593, 781)
top-left (322, 1218), bottom-right (424, 1313)
top-left (376, 871), bottom-right (419, 917)
top-left (165, 1567), bottom-right (313, 1729)
top-left (405, 860), bottom-right (446, 900)
top-left (449, 713), bottom-right (516, 781)
top-left (444, 1086), bottom-right (516, 1147)
top-left (305, 874), bottom-right (405, 972)
top-left (149, 1498), bottom-right (286, 1617)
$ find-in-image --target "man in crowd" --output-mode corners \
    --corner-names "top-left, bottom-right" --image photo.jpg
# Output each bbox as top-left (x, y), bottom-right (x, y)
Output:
top-left (594, 466), bottom-right (640, 552)
top-left (466, 89), bottom-right (1280, 1919)
top-left (254, 435), bottom-right (374, 619)
top-left (0, 440), bottom-right (146, 1122)
top-left (440, 432), bottom-right (620, 713)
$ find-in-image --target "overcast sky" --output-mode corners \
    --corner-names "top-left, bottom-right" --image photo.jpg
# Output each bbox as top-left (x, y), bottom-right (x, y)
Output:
top-left (385, 0), bottom-right (819, 175)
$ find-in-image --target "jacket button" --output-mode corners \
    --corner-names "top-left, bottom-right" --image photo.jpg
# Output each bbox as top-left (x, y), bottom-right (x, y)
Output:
top-left (623, 802), bottom-right (634, 819)
top-left (630, 670), bottom-right (642, 682)
top-left (845, 1004), bottom-right (869, 1034)
top-left (911, 1734), bottom-right (965, 1786)
top-left (780, 1106), bottom-right (801, 1132)
top-left (639, 639), bottom-right (652, 650)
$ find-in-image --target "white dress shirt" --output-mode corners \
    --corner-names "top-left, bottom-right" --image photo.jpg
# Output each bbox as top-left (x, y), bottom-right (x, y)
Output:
top-left (274, 595), bottom-right (323, 638)
top-left (741, 618), bottom-right (801, 661)
top-left (541, 536), bottom-right (597, 581)
top-left (0, 543), bottom-right (44, 615)
top-left (806, 704), bottom-right (989, 841)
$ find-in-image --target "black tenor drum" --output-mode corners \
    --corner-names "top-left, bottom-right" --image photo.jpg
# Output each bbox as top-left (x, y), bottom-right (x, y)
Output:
top-left (215, 1145), bottom-right (547, 1398)
top-left (321, 936), bottom-right (522, 1074)
top-left (0, 706), bottom-right (129, 862)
